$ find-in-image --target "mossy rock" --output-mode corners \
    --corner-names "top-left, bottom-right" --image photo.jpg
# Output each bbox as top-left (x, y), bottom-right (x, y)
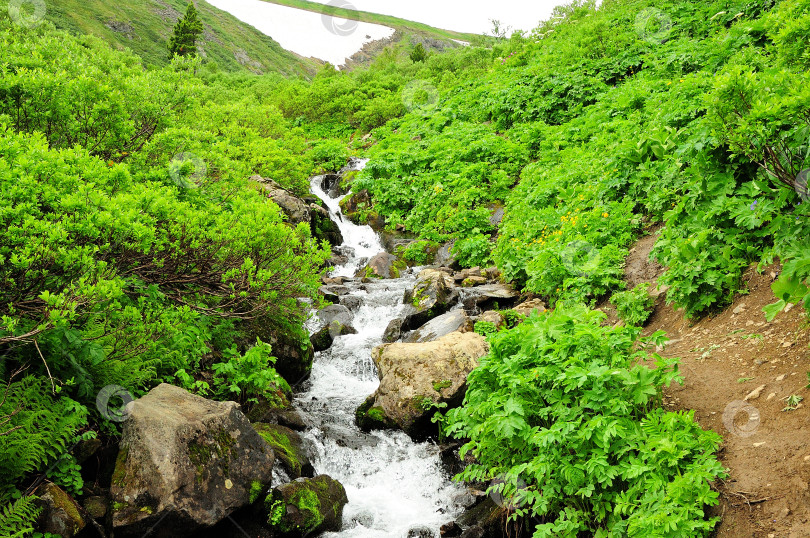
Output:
top-left (263, 475), bottom-right (348, 537)
top-left (253, 423), bottom-right (314, 479)
top-left (355, 395), bottom-right (396, 432)
top-left (35, 483), bottom-right (86, 537)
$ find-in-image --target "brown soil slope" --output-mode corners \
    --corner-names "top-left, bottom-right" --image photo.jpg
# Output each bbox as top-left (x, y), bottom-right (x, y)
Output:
top-left (629, 231), bottom-right (810, 537)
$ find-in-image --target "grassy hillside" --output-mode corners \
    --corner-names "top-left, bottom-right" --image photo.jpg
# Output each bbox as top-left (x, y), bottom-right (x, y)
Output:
top-left (263, 0), bottom-right (483, 43)
top-left (44, 0), bottom-right (318, 75)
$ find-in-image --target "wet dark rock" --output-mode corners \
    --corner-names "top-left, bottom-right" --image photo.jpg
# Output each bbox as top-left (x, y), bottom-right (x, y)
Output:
top-left (408, 525), bottom-right (436, 537)
top-left (404, 310), bottom-right (473, 343)
top-left (355, 252), bottom-right (406, 279)
top-left (253, 423), bottom-right (314, 479)
top-left (35, 483), bottom-right (85, 537)
top-left (402, 269), bottom-right (459, 331)
top-left (440, 521), bottom-right (463, 537)
top-left (319, 285), bottom-right (350, 303)
top-left (264, 475), bottom-right (348, 537)
top-left (310, 305), bottom-right (357, 351)
top-left (321, 173), bottom-right (344, 197)
top-left (382, 318), bottom-right (404, 343)
top-left (310, 203), bottom-right (343, 246)
top-left (267, 330), bottom-right (314, 384)
top-left (339, 295), bottom-right (362, 311)
top-left (455, 498), bottom-right (514, 538)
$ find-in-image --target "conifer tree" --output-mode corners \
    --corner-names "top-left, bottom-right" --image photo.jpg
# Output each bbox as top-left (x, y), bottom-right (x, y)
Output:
top-left (168, 3), bottom-right (204, 58)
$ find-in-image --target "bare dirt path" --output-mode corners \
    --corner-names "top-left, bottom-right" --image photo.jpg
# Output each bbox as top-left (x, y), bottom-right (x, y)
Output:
top-left (627, 231), bottom-right (810, 538)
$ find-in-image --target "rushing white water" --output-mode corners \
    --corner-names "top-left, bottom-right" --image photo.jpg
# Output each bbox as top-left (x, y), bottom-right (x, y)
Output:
top-left (297, 168), bottom-right (466, 537)
top-left (309, 160), bottom-right (385, 278)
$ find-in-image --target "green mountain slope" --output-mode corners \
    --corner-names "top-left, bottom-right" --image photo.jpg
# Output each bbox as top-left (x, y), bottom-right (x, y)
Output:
top-left (44, 0), bottom-right (318, 75)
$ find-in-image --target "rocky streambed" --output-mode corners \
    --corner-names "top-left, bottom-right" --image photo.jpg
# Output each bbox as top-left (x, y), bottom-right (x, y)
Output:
top-left (42, 160), bottom-right (545, 538)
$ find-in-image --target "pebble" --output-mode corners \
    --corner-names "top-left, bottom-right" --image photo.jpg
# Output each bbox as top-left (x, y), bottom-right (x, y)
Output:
top-left (733, 304), bottom-right (746, 315)
top-left (745, 385), bottom-right (766, 401)
top-left (785, 302), bottom-right (795, 313)
top-left (776, 374), bottom-right (786, 382)
top-left (755, 359), bottom-right (768, 365)
top-left (804, 455), bottom-right (810, 462)
top-left (753, 442), bottom-right (766, 447)
top-left (782, 340), bottom-right (794, 348)
top-left (766, 393), bottom-right (776, 401)
top-left (746, 320), bottom-right (755, 326)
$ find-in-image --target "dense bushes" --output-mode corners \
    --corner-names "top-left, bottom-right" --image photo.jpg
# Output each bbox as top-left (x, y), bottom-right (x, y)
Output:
top-left (445, 306), bottom-right (725, 536)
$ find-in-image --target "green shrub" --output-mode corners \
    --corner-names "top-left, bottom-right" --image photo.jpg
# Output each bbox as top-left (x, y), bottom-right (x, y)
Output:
top-left (445, 305), bottom-right (725, 536)
top-left (611, 283), bottom-right (655, 326)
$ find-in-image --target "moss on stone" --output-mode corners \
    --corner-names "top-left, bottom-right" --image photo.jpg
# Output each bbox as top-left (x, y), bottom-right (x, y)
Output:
top-left (255, 424), bottom-right (302, 476)
top-left (249, 480), bottom-right (264, 504)
top-left (111, 446), bottom-right (129, 487)
top-left (188, 428), bottom-right (238, 484)
top-left (290, 488), bottom-right (323, 531)
top-left (355, 396), bottom-right (395, 431)
top-left (433, 380), bottom-right (452, 392)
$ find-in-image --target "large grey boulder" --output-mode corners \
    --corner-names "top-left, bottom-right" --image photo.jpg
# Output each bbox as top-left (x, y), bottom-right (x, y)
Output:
top-left (110, 384), bottom-right (275, 538)
top-left (404, 309), bottom-right (473, 343)
top-left (361, 332), bottom-right (488, 438)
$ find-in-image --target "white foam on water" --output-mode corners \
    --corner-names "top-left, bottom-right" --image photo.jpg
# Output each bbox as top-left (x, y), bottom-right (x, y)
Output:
top-left (299, 171), bottom-right (466, 537)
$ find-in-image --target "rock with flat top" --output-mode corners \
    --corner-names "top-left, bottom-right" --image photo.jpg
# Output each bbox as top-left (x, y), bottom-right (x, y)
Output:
top-left (110, 384), bottom-right (274, 538)
top-left (361, 332), bottom-right (488, 438)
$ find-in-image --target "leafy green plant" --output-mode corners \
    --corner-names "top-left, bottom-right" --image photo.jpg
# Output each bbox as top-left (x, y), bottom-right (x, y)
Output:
top-left (445, 305), bottom-right (725, 536)
top-left (611, 283), bottom-right (654, 326)
top-left (211, 340), bottom-right (291, 409)
top-left (473, 320), bottom-right (498, 337)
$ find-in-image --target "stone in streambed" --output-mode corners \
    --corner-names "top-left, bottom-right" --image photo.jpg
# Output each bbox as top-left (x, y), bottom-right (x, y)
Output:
top-left (310, 305), bottom-right (357, 352)
top-left (110, 384), bottom-right (274, 538)
top-left (382, 318), bottom-right (404, 343)
top-left (360, 332), bottom-right (489, 439)
top-left (402, 269), bottom-right (459, 331)
top-left (355, 252), bottom-right (406, 279)
top-left (263, 475), bottom-right (348, 537)
top-left (404, 310), bottom-right (473, 343)
top-left (253, 424), bottom-right (314, 480)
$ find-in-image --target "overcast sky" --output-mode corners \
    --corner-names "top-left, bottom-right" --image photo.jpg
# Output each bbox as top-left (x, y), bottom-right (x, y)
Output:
top-left (305, 0), bottom-right (562, 34)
